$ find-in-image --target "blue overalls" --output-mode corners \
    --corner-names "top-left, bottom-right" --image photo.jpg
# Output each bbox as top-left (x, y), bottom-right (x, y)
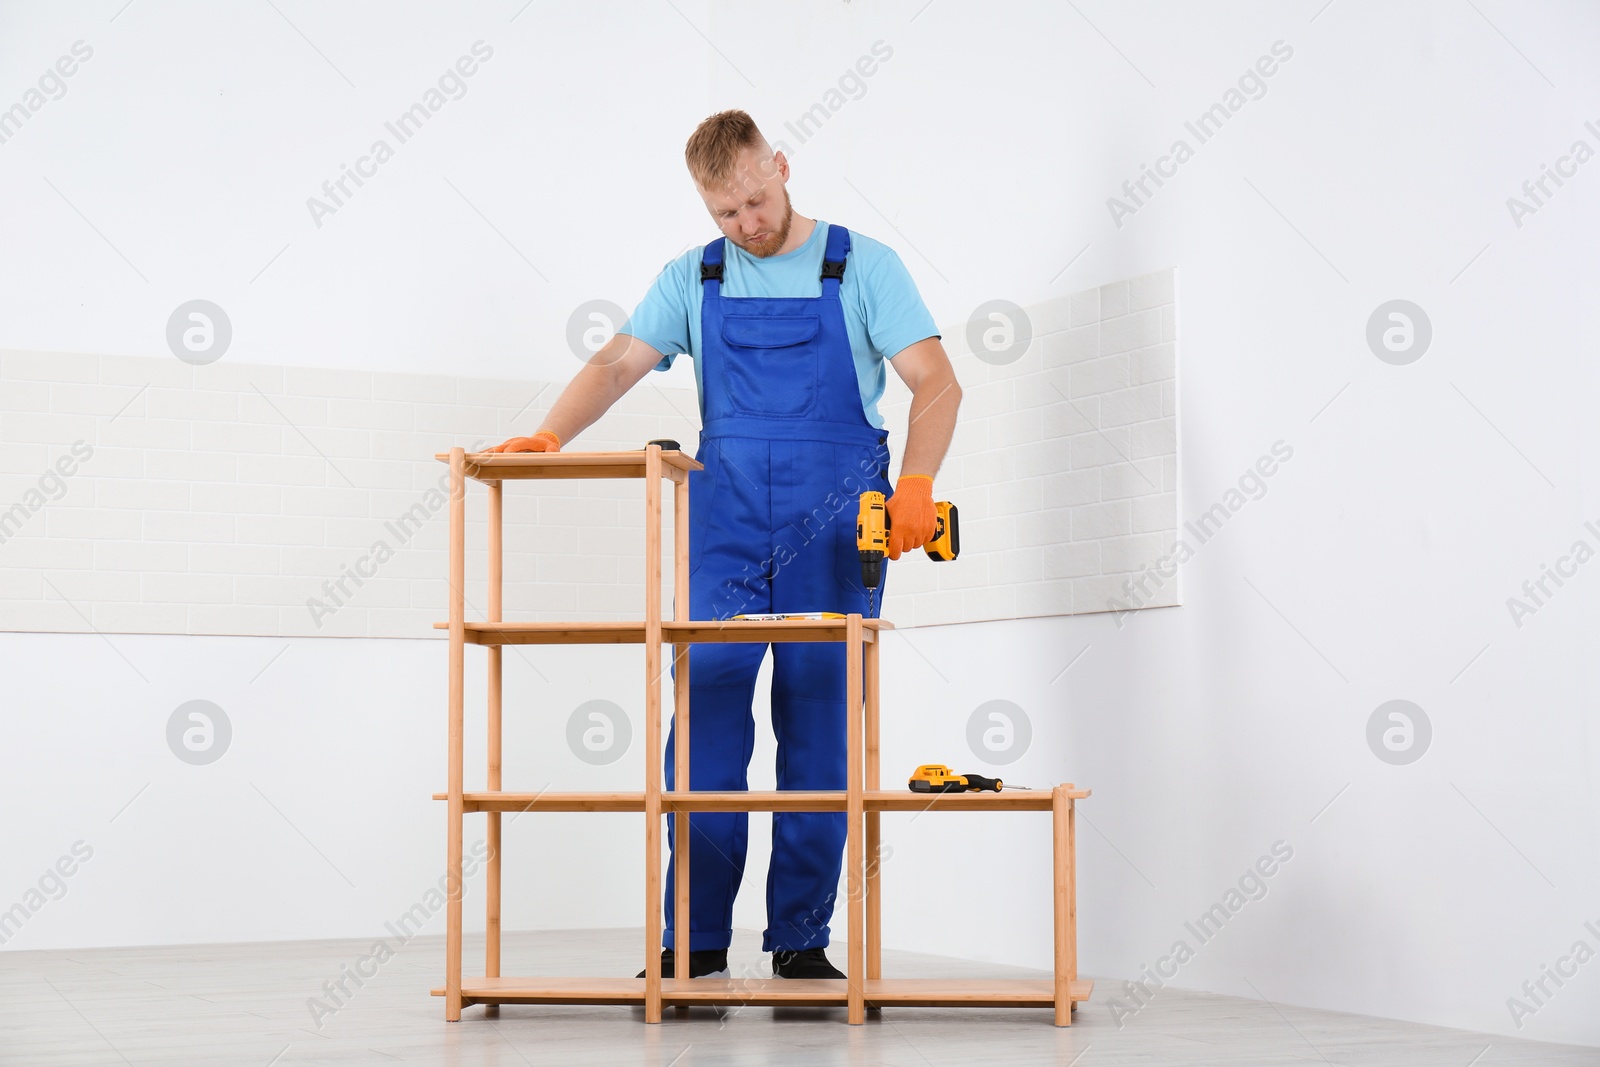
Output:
top-left (663, 224), bottom-right (891, 953)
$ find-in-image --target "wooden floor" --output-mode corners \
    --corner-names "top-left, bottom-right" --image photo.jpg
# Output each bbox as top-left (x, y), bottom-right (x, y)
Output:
top-left (3, 928), bottom-right (1595, 1066)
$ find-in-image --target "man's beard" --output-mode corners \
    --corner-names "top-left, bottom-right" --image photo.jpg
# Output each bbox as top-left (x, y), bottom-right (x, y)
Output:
top-left (739, 187), bottom-right (793, 258)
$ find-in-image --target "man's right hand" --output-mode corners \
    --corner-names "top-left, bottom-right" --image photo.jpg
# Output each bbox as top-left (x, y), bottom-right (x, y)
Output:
top-left (487, 430), bottom-right (561, 453)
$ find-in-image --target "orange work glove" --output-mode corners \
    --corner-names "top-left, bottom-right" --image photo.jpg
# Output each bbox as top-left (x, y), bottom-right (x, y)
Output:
top-left (885, 474), bottom-right (936, 560)
top-left (488, 429), bottom-right (561, 453)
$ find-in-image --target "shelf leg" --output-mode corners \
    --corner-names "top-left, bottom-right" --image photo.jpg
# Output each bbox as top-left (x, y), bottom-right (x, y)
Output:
top-left (485, 478), bottom-right (503, 1015)
top-left (846, 614), bottom-right (865, 1025)
top-left (865, 627), bottom-right (881, 983)
top-left (1053, 784), bottom-right (1075, 1027)
top-left (446, 447), bottom-right (466, 1022)
top-left (643, 447), bottom-right (664, 1024)
top-left (673, 643), bottom-right (690, 985)
top-left (672, 464), bottom-right (692, 1013)
top-left (1069, 789), bottom-right (1079, 1004)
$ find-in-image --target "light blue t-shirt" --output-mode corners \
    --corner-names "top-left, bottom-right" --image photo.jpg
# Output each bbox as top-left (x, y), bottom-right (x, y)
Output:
top-left (619, 220), bottom-right (939, 429)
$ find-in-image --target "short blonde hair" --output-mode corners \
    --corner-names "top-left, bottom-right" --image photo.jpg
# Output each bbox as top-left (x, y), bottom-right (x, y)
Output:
top-left (685, 109), bottom-right (770, 189)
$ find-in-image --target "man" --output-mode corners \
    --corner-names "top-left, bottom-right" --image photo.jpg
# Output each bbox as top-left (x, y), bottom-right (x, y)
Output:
top-left (491, 110), bottom-right (960, 980)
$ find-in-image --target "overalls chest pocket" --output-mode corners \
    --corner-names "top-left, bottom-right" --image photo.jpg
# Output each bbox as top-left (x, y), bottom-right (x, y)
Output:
top-left (720, 314), bottom-right (822, 418)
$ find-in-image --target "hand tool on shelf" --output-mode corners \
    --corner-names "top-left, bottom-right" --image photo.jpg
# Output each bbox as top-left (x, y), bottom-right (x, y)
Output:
top-left (908, 764), bottom-right (1031, 793)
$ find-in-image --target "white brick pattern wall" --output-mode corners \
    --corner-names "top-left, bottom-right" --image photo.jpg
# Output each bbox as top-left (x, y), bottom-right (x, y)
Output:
top-left (0, 351), bottom-right (700, 637)
top-left (1, 268), bottom-right (1174, 638)
top-left (877, 268), bottom-right (1179, 626)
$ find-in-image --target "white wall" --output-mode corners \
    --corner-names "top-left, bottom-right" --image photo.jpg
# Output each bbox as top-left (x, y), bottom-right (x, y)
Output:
top-left (2, 0), bottom-right (1598, 1049)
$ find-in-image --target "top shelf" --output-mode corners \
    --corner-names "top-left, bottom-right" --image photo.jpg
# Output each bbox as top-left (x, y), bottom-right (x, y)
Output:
top-left (434, 449), bottom-right (703, 483)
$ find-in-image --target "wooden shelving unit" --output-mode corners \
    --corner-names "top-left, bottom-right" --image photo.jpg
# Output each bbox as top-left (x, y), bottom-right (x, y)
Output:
top-left (430, 445), bottom-right (1093, 1025)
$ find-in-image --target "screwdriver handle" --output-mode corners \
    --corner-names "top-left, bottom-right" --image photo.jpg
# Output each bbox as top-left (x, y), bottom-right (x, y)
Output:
top-left (960, 773), bottom-right (1003, 792)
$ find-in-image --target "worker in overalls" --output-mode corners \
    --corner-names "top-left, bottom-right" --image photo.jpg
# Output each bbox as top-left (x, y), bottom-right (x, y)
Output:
top-left (491, 110), bottom-right (961, 980)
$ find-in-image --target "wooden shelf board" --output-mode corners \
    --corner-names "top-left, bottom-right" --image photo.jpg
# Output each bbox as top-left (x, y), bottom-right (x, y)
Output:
top-left (432, 977), bottom-right (642, 1006)
top-left (432, 791), bottom-right (646, 812)
top-left (865, 978), bottom-right (1094, 1007)
top-left (435, 449), bottom-right (703, 483)
top-left (435, 621), bottom-right (648, 645)
top-left (431, 977), bottom-right (1093, 1008)
top-left (431, 788), bottom-right (1090, 813)
top-left (664, 619), bottom-right (891, 644)
top-left (664, 790), bottom-right (845, 812)
top-left (432, 618), bottom-right (893, 646)
top-left (865, 788), bottom-right (1090, 811)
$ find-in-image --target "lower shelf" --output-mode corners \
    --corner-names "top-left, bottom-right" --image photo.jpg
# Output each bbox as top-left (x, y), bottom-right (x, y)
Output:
top-left (430, 788), bottom-right (1089, 813)
top-left (431, 976), bottom-right (1094, 1008)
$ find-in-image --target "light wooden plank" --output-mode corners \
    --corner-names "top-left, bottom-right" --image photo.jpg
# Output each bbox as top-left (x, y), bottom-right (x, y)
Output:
top-left (672, 472), bottom-right (691, 984)
top-left (485, 478), bottom-right (503, 995)
top-left (643, 446), bottom-right (663, 1024)
top-left (865, 631), bottom-right (882, 982)
top-left (846, 613), bottom-right (864, 1025)
top-left (1053, 785), bottom-right (1070, 1025)
top-left (446, 447), bottom-right (466, 1022)
top-left (428, 977), bottom-right (1095, 1009)
top-left (864, 978), bottom-right (1095, 1007)
top-left (433, 449), bottom-right (702, 483)
top-left (431, 791), bottom-right (646, 812)
top-left (430, 618), bottom-right (895, 646)
top-left (440, 621), bottom-right (647, 645)
top-left (663, 790), bottom-right (847, 812)
top-left (664, 619), bottom-right (890, 645)
top-left (864, 790), bottom-right (1075, 811)
top-left (431, 789), bottom-right (1088, 814)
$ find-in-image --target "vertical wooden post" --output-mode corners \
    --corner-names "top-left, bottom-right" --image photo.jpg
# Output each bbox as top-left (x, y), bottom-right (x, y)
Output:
top-left (845, 614), bottom-right (865, 1024)
top-left (1068, 786), bottom-right (1078, 1007)
top-left (672, 470), bottom-right (690, 987)
top-left (1053, 784), bottom-right (1075, 1026)
top-left (864, 627), bottom-right (881, 983)
top-left (485, 477), bottom-right (503, 1010)
top-left (642, 447), bottom-right (664, 1023)
top-left (445, 447), bottom-right (466, 1022)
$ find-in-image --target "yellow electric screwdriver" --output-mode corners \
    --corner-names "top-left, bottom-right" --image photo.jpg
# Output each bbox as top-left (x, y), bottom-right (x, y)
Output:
top-left (855, 491), bottom-right (959, 596)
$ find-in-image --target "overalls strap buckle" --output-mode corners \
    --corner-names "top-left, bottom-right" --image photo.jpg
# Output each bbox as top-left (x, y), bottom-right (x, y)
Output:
top-left (700, 236), bottom-right (726, 285)
top-left (820, 259), bottom-right (846, 281)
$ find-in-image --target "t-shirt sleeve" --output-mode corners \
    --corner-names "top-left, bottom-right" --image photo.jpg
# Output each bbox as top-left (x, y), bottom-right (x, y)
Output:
top-left (862, 246), bottom-right (940, 360)
top-left (620, 254), bottom-right (694, 371)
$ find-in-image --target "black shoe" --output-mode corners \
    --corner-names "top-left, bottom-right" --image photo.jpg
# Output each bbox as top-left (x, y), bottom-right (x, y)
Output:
top-left (636, 948), bottom-right (728, 979)
top-left (772, 947), bottom-right (845, 980)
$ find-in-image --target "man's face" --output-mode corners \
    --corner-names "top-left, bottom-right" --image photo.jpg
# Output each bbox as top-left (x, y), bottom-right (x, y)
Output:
top-left (699, 146), bottom-right (794, 258)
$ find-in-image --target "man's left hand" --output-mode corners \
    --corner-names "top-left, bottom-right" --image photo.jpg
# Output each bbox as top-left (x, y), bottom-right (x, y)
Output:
top-left (886, 475), bottom-right (936, 560)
